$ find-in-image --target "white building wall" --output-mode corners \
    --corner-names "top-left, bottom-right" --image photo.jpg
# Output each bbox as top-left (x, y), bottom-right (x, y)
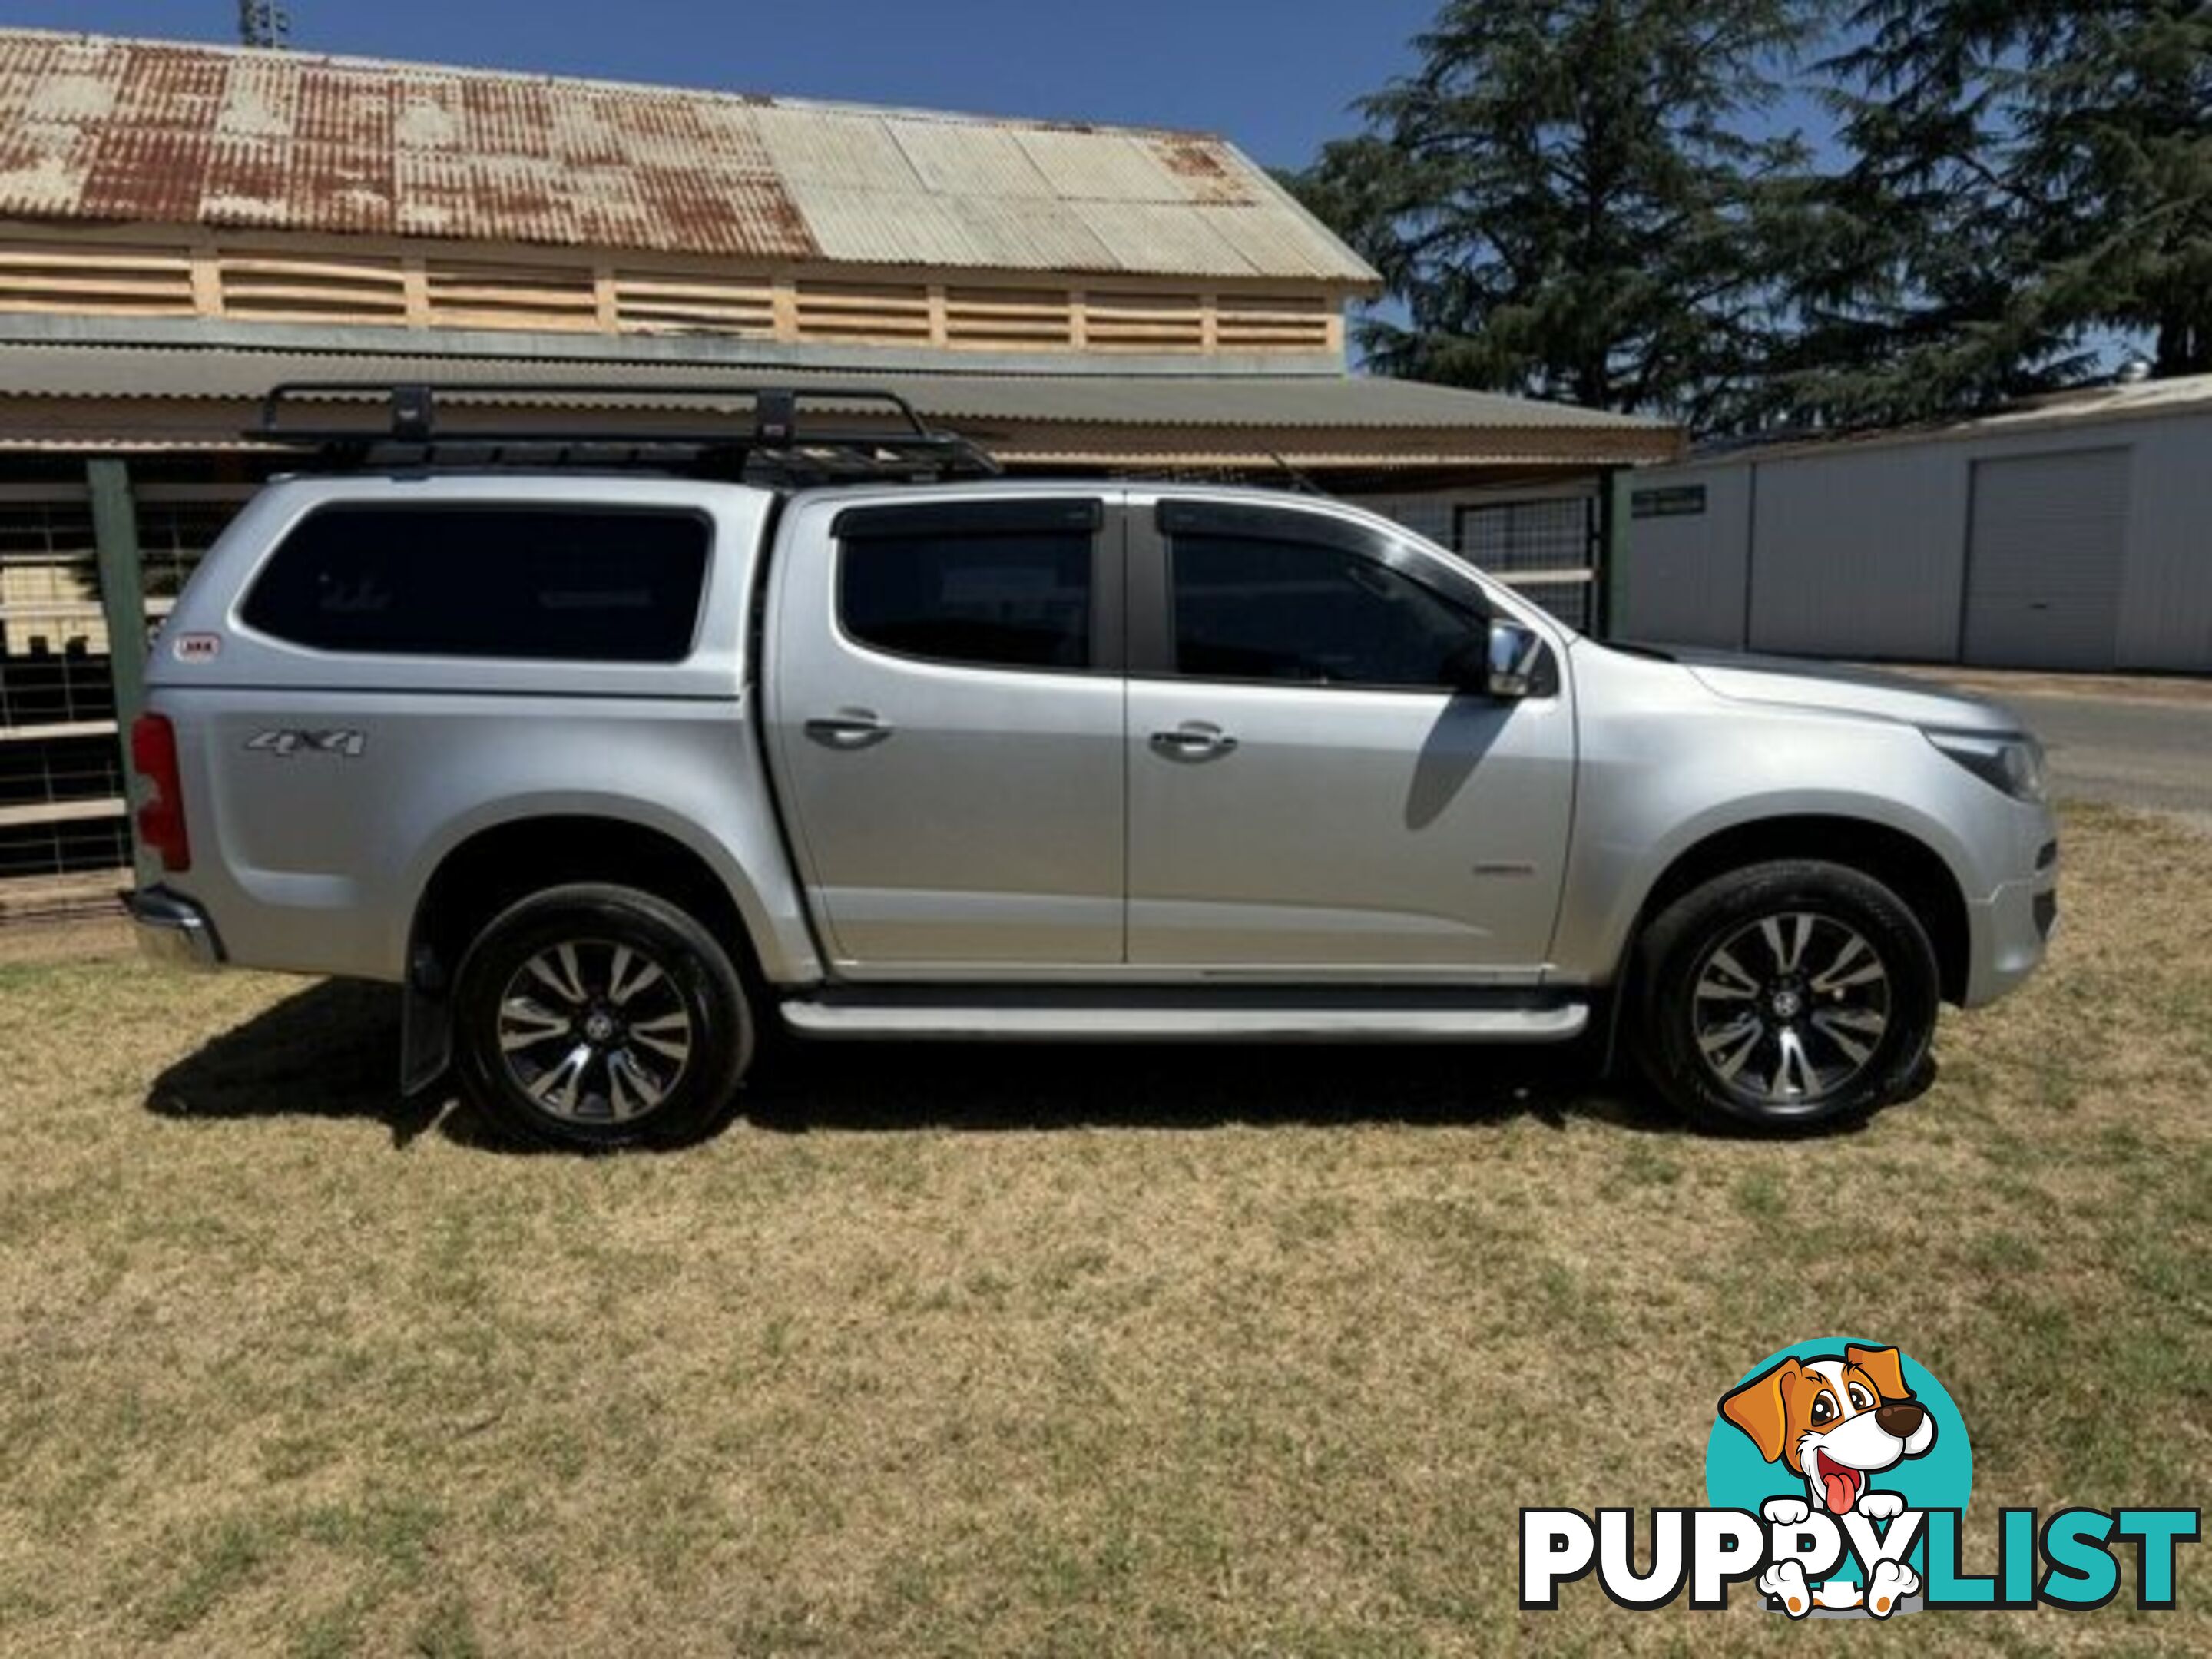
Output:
top-left (2112, 410), bottom-right (2212, 670)
top-left (1747, 445), bottom-right (1967, 661)
top-left (1620, 464), bottom-right (1751, 647)
top-left (1620, 405), bottom-right (2212, 671)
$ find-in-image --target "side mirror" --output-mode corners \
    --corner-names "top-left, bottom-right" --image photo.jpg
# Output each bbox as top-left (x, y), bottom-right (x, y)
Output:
top-left (1483, 620), bottom-right (1545, 699)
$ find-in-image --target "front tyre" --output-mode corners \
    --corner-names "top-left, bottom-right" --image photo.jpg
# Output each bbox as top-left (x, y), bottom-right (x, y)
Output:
top-left (453, 883), bottom-right (753, 1149)
top-left (1631, 860), bottom-right (1939, 1132)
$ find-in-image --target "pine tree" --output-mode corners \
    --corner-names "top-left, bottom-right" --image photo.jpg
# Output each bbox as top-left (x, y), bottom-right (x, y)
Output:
top-left (1290, 0), bottom-right (1815, 428)
top-left (2018, 2), bottom-right (2212, 376)
top-left (1775, 2), bottom-right (2212, 423)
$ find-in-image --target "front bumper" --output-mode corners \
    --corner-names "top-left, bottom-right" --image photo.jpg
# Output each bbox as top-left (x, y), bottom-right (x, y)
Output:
top-left (1962, 836), bottom-right (2059, 1008)
top-left (127, 886), bottom-right (224, 971)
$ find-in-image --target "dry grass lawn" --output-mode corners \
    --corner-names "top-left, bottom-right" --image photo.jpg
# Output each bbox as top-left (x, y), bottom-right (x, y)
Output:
top-left (2, 802), bottom-right (2207, 1655)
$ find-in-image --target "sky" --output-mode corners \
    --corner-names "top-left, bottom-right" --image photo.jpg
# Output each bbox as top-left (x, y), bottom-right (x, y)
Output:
top-left (8, 0), bottom-right (1449, 171)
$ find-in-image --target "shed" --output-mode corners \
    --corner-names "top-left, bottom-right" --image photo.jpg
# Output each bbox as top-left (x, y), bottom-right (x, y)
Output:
top-left (1620, 375), bottom-right (2212, 674)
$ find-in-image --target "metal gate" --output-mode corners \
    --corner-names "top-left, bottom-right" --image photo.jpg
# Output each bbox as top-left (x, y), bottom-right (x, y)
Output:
top-left (0, 482), bottom-right (247, 890)
top-left (1453, 493), bottom-right (1603, 631)
top-left (1963, 449), bottom-right (2130, 670)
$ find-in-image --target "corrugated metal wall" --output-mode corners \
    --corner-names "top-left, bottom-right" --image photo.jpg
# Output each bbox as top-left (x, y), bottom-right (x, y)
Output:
top-left (1620, 408), bottom-right (2212, 671)
top-left (1621, 466), bottom-right (1751, 647)
top-left (1747, 445), bottom-right (1966, 661)
top-left (2114, 416), bottom-right (2212, 668)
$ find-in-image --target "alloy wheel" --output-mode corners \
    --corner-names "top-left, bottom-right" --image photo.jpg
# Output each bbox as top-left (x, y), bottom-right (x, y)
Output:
top-left (1689, 911), bottom-right (1891, 1111)
top-left (495, 939), bottom-right (695, 1124)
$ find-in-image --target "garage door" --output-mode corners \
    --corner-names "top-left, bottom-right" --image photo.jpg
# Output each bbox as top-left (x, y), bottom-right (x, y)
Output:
top-left (1963, 448), bottom-right (2130, 669)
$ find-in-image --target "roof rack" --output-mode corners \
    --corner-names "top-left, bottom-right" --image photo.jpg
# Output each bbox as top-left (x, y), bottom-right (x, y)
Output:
top-left (248, 382), bottom-right (1003, 484)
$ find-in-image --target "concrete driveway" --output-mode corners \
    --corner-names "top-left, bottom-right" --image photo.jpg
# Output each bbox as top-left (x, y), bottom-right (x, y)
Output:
top-left (1919, 670), bottom-right (2212, 833)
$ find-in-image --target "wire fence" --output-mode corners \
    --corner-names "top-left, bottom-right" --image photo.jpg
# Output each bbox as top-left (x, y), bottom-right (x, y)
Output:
top-left (0, 490), bottom-right (247, 882)
top-left (1364, 490), bottom-right (1604, 632)
top-left (1452, 496), bottom-right (1601, 631)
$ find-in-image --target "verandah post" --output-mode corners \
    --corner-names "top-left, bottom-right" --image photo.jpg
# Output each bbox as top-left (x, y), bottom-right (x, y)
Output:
top-left (88, 457), bottom-right (153, 889)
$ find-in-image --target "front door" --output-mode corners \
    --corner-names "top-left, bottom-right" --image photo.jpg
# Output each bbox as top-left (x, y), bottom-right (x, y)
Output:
top-left (1124, 495), bottom-right (1575, 978)
top-left (767, 494), bottom-right (1124, 971)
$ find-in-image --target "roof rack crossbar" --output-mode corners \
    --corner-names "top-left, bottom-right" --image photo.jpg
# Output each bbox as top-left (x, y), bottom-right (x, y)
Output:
top-left (248, 381), bottom-right (1002, 482)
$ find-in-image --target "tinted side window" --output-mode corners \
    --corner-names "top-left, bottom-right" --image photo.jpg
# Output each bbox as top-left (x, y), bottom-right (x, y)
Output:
top-left (243, 506), bottom-right (709, 661)
top-left (839, 532), bottom-right (1091, 671)
top-left (1169, 533), bottom-right (1480, 689)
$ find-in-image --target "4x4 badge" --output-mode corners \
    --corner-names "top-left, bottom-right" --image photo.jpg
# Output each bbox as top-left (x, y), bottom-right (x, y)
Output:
top-left (247, 729), bottom-right (367, 758)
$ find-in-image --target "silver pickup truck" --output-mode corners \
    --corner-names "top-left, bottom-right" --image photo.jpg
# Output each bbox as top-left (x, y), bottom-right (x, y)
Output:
top-left (127, 387), bottom-right (2058, 1147)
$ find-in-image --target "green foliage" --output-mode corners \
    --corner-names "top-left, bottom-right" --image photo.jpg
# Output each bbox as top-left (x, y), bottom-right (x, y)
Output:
top-left (2033, 4), bottom-right (2212, 377)
top-left (1297, 1), bottom-right (2212, 433)
top-left (1290, 0), bottom-right (1815, 428)
top-left (1769, 0), bottom-right (2212, 424)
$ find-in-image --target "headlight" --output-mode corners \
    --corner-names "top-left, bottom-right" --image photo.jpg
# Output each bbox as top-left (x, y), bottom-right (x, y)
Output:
top-left (1925, 729), bottom-right (2047, 803)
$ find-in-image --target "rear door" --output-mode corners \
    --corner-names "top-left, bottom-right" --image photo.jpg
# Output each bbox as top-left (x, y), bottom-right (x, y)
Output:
top-left (1123, 495), bottom-right (1575, 978)
top-left (766, 493), bottom-right (1125, 972)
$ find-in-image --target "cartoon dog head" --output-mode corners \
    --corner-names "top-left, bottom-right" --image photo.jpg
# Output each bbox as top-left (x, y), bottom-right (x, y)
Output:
top-left (1720, 1345), bottom-right (1936, 1515)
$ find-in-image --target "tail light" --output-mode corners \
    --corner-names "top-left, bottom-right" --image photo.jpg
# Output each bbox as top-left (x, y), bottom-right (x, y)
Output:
top-left (130, 712), bottom-right (191, 874)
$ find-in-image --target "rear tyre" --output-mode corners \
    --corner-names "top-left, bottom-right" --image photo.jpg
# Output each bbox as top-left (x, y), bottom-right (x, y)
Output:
top-left (452, 882), bottom-right (752, 1149)
top-left (1631, 859), bottom-right (1939, 1132)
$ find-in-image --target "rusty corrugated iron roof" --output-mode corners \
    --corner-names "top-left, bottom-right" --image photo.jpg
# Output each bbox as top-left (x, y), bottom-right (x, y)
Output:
top-left (0, 28), bottom-right (1379, 283)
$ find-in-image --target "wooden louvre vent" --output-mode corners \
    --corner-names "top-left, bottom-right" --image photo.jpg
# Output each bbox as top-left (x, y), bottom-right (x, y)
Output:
top-left (220, 252), bottom-right (410, 325)
top-left (423, 262), bottom-right (601, 332)
top-left (0, 240), bottom-right (198, 317)
top-left (1084, 291), bottom-right (1207, 351)
top-left (612, 270), bottom-right (778, 338)
top-left (0, 229), bottom-right (1344, 356)
top-left (1216, 293), bottom-right (1332, 350)
top-left (789, 280), bottom-right (935, 346)
top-left (943, 287), bottom-right (1070, 349)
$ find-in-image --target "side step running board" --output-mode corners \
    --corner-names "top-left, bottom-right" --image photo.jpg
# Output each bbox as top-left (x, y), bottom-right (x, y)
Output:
top-left (778, 991), bottom-right (1589, 1044)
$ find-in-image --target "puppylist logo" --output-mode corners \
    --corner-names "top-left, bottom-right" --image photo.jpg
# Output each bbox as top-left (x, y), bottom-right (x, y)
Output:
top-left (1522, 1338), bottom-right (2199, 1619)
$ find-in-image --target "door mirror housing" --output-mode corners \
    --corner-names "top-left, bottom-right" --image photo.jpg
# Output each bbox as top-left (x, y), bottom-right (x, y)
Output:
top-left (1482, 620), bottom-right (1545, 699)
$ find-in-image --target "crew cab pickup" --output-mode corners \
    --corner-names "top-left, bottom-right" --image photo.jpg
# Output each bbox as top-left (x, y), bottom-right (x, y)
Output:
top-left (127, 392), bottom-right (2058, 1146)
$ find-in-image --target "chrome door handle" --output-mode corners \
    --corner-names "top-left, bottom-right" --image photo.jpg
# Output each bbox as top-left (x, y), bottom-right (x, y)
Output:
top-left (804, 710), bottom-right (892, 748)
top-left (1149, 723), bottom-right (1238, 759)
